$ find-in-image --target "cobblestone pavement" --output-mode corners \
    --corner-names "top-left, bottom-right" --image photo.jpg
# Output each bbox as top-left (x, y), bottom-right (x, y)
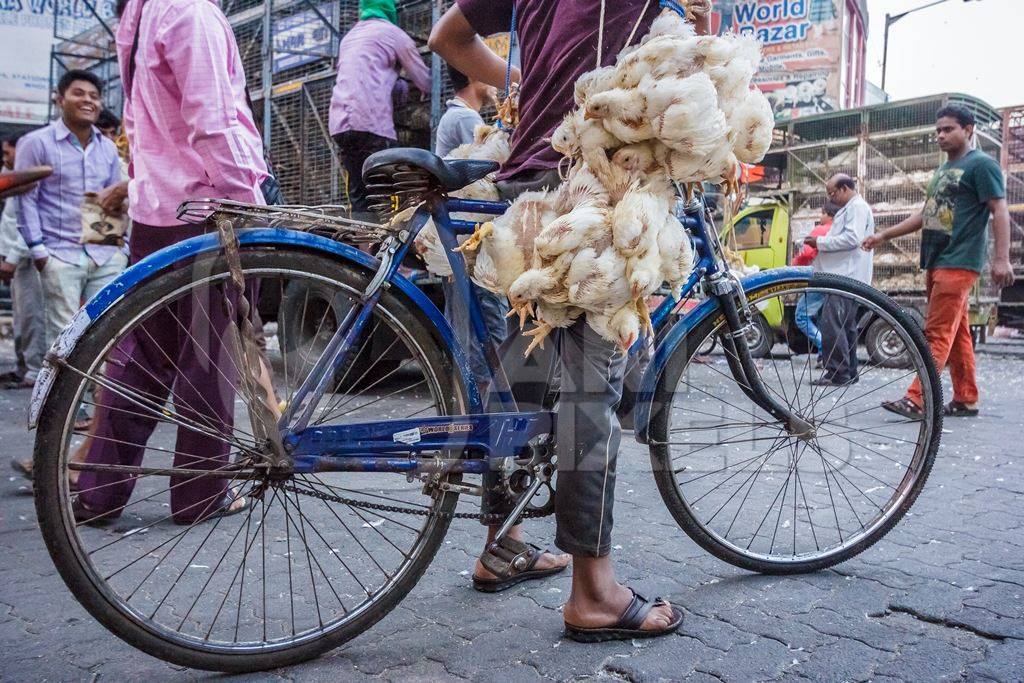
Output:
top-left (1, 343), bottom-right (1022, 682)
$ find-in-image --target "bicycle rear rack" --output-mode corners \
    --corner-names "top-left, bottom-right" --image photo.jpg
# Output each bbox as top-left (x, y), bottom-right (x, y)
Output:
top-left (177, 199), bottom-right (398, 243)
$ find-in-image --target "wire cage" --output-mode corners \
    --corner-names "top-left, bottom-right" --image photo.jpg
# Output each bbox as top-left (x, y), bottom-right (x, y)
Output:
top-left (751, 93), bottom-right (1008, 299)
top-left (48, 0), bottom-right (515, 210)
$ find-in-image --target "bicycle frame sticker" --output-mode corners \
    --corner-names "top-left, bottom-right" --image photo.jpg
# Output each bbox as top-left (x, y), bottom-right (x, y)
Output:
top-left (393, 427), bottom-right (422, 445)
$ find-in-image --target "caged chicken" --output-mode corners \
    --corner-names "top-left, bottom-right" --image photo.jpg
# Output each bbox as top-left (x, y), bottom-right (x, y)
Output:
top-left (451, 0), bottom-right (772, 354)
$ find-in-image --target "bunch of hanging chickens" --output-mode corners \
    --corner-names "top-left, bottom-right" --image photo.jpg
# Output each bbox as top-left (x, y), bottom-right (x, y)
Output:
top-left (418, 4), bottom-right (774, 355)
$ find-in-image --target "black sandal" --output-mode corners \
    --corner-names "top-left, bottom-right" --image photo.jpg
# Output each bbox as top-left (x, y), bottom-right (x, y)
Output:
top-left (944, 400), bottom-right (979, 417)
top-left (472, 536), bottom-right (567, 593)
top-left (881, 397), bottom-right (924, 420)
top-left (563, 589), bottom-right (684, 643)
top-left (181, 489), bottom-right (249, 525)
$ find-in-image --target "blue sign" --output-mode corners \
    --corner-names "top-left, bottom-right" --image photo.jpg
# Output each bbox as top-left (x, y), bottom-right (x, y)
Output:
top-left (273, 3), bottom-right (335, 74)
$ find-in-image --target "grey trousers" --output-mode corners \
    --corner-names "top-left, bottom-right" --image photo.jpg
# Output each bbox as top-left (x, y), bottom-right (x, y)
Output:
top-left (10, 257), bottom-right (45, 382)
top-left (442, 278), bottom-right (509, 390)
top-left (482, 169), bottom-right (627, 558)
top-left (819, 294), bottom-right (860, 383)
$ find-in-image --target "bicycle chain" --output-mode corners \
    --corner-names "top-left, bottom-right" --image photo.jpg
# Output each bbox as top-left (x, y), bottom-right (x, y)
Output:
top-left (281, 482), bottom-right (551, 524)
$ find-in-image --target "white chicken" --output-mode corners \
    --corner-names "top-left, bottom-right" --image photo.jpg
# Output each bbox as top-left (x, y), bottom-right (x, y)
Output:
top-left (584, 88), bottom-right (655, 144)
top-left (507, 250), bottom-right (575, 326)
top-left (551, 110), bottom-right (623, 188)
top-left (610, 176), bottom-right (673, 256)
top-left (446, 124), bottom-right (511, 163)
top-left (467, 190), bottom-right (556, 295)
top-left (477, 7), bottom-right (771, 350)
top-left (566, 246), bottom-right (631, 311)
top-left (641, 6), bottom-right (698, 44)
top-left (727, 88), bottom-right (775, 164)
top-left (656, 213), bottom-right (695, 297)
top-left (650, 73), bottom-right (729, 156)
top-left (573, 65), bottom-right (620, 107)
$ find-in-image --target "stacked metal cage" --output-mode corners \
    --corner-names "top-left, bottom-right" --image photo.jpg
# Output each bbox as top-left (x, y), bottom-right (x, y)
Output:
top-left (998, 104), bottom-right (1024, 327)
top-left (49, 0), bottom-right (460, 208)
top-left (751, 94), bottom-right (1005, 300)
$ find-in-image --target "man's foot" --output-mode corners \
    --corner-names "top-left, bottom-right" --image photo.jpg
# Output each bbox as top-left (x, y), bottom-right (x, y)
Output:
top-left (944, 400), bottom-right (979, 417)
top-left (881, 397), bottom-right (924, 420)
top-left (11, 457), bottom-right (32, 480)
top-left (1, 375), bottom-right (34, 389)
top-left (810, 374), bottom-right (857, 387)
top-left (473, 539), bottom-right (570, 592)
top-left (563, 585), bottom-right (681, 641)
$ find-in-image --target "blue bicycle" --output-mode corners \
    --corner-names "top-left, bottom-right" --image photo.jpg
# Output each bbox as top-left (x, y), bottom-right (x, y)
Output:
top-left (31, 148), bottom-right (942, 671)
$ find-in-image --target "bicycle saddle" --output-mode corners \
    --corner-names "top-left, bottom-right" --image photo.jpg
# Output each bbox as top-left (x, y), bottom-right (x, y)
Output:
top-left (362, 148), bottom-right (499, 193)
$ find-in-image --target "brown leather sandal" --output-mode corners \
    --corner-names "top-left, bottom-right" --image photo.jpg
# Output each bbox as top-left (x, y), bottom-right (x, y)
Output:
top-left (472, 536), bottom-right (567, 593)
top-left (563, 589), bottom-right (684, 643)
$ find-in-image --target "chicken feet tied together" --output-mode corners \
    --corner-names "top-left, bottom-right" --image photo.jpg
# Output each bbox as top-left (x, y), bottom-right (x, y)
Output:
top-left (522, 321), bottom-right (553, 357)
top-left (453, 221), bottom-right (494, 253)
top-left (506, 301), bottom-right (535, 330)
top-left (636, 297), bottom-right (654, 339)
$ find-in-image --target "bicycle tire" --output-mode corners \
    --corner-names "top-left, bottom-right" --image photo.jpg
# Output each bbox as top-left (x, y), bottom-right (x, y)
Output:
top-left (34, 247), bottom-right (467, 672)
top-left (648, 274), bottom-right (942, 574)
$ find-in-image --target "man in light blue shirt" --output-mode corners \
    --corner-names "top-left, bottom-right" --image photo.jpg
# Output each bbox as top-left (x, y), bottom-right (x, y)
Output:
top-left (16, 69), bottom-right (125, 347)
top-left (435, 63), bottom-right (495, 157)
top-left (435, 63), bottom-right (507, 391)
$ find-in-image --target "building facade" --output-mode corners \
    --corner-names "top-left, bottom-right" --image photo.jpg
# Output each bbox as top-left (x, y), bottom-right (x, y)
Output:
top-left (713, 0), bottom-right (868, 120)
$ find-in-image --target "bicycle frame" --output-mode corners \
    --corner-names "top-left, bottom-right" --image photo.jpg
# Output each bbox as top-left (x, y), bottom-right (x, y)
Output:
top-left (280, 195), bottom-right (724, 476)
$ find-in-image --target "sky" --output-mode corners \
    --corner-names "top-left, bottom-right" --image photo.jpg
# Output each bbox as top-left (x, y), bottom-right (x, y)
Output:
top-left (864, 0), bottom-right (1024, 108)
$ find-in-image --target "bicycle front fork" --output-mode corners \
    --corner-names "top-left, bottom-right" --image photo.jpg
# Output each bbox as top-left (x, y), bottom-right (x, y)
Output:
top-left (709, 274), bottom-right (815, 439)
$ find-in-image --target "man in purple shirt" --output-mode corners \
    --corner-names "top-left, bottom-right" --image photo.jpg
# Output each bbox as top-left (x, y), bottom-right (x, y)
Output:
top-left (15, 70), bottom-right (126, 350)
top-left (329, 0), bottom-right (431, 218)
top-left (430, 0), bottom-right (713, 642)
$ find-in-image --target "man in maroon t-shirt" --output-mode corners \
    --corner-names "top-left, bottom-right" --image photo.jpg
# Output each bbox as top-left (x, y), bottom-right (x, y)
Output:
top-left (430, 0), bottom-right (712, 642)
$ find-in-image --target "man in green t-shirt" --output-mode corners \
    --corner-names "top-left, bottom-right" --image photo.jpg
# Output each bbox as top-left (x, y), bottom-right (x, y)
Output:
top-left (864, 105), bottom-right (1013, 418)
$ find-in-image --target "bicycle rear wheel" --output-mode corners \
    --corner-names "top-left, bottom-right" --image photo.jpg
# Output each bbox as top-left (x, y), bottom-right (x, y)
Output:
top-left (648, 274), bottom-right (941, 574)
top-left (33, 248), bottom-right (467, 671)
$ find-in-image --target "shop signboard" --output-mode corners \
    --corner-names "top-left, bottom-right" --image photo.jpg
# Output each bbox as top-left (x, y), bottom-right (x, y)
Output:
top-left (713, 0), bottom-right (846, 120)
top-left (273, 3), bottom-right (336, 74)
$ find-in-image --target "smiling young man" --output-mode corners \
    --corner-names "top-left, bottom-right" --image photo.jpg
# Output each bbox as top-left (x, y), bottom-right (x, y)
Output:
top-left (15, 70), bottom-right (125, 351)
top-left (864, 105), bottom-right (1014, 418)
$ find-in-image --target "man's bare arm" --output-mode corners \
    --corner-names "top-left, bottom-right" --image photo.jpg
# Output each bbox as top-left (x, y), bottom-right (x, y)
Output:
top-left (988, 197), bottom-right (1015, 288)
top-left (863, 211), bottom-right (923, 249)
top-left (428, 6), bottom-right (520, 90)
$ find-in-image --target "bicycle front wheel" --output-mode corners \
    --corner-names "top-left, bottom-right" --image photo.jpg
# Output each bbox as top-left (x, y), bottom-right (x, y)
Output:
top-left (33, 248), bottom-right (467, 671)
top-left (648, 274), bottom-right (942, 574)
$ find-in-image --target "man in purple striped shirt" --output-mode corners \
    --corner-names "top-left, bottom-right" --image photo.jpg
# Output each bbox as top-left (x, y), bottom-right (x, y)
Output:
top-left (329, 0), bottom-right (431, 217)
top-left (15, 70), bottom-right (126, 349)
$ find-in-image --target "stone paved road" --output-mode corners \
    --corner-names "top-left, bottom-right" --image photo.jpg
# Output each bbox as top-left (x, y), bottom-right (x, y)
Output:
top-left (1, 347), bottom-right (1022, 682)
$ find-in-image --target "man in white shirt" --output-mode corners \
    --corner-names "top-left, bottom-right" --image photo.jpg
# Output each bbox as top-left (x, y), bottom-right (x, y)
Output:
top-left (804, 174), bottom-right (874, 386)
top-left (0, 133), bottom-right (45, 392)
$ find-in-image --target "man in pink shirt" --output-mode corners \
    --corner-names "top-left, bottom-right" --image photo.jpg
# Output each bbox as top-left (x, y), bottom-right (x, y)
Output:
top-left (76, 0), bottom-right (270, 524)
top-left (329, 0), bottom-right (430, 218)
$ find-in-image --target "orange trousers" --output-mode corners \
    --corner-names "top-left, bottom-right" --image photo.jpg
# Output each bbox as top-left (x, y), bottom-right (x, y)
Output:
top-left (907, 268), bottom-right (979, 407)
